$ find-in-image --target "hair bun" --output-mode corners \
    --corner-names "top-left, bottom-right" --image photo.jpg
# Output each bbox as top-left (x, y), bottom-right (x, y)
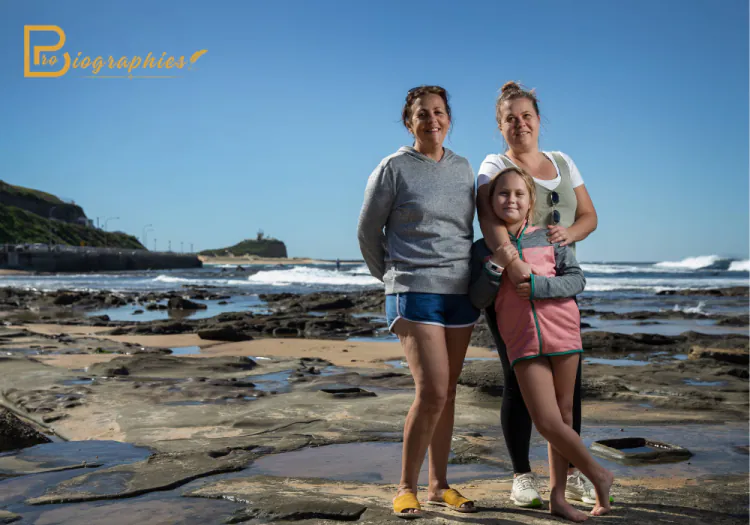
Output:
top-left (501, 81), bottom-right (522, 94)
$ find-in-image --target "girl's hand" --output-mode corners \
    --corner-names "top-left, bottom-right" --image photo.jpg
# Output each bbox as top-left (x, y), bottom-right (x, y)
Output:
top-left (491, 244), bottom-right (518, 268)
top-left (516, 281), bottom-right (531, 298)
top-left (547, 225), bottom-right (573, 246)
top-left (504, 258), bottom-right (532, 286)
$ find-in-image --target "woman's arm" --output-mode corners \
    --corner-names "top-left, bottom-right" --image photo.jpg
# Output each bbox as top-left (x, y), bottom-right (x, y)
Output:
top-left (356, 164), bottom-right (395, 281)
top-left (547, 185), bottom-right (598, 246)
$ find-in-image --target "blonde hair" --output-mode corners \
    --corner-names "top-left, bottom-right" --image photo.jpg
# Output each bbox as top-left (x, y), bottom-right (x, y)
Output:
top-left (488, 166), bottom-right (536, 223)
top-left (495, 81), bottom-right (540, 126)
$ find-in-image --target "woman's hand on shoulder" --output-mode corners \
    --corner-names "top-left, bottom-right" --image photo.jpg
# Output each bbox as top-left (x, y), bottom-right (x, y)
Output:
top-left (547, 225), bottom-right (573, 246)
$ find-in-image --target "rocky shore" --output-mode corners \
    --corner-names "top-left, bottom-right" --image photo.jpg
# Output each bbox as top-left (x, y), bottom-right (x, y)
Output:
top-left (0, 286), bottom-right (747, 524)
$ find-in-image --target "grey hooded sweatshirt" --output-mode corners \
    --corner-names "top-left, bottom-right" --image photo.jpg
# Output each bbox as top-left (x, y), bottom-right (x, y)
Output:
top-left (357, 146), bottom-right (475, 295)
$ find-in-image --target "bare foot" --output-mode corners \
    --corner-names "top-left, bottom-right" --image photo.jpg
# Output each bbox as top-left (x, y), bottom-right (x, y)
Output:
top-left (590, 469), bottom-right (614, 516)
top-left (550, 497), bottom-right (589, 522)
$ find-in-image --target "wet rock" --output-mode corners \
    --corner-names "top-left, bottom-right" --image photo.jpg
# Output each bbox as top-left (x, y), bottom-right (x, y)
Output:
top-left (581, 376), bottom-right (630, 399)
top-left (190, 478), bottom-right (367, 523)
top-left (458, 360), bottom-right (503, 396)
top-left (133, 309), bottom-right (144, 315)
top-left (101, 294), bottom-right (126, 306)
top-left (145, 303), bottom-right (167, 311)
top-left (582, 331), bottom-right (676, 353)
top-left (689, 346), bottom-right (749, 365)
top-left (469, 317), bottom-right (494, 348)
top-left (319, 387), bottom-right (376, 399)
top-left (90, 314), bottom-right (110, 322)
top-left (300, 357), bottom-right (333, 368)
top-left (88, 354), bottom-right (257, 377)
top-left (0, 510), bottom-right (21, 523)
top-left (716, 316), bottom-right (749, 326)
top-left (727, 367), bottom-right (749, 379)
top-left (167, 297), bottom-right (207, 310)
top-left (113, 321), bottom-right (193, 335)
top-left (0, 408), bottom-right (52, 452)
top-left (198, 325), bottom-right (253, 342)
top-left (53, 293), bottom-right (82, 306)
top-left (26, 450), bottom-right (252, 505)
top-left (272, 327), bottom-right (301, 338)
top-left (302, 318), bottom-right (364, 339)
top-left (656, 286), bottom-right (749, 297)
top-left (42, 413), bottom-right (69, 423)
top-left (260, 290), bottom-right (384, 313)
top-left (228, 498), bottom-right (367, 523)
top-left (0, 330), bottom-right (29, 338)
top-left (308, 297), bottom-right (355, 311)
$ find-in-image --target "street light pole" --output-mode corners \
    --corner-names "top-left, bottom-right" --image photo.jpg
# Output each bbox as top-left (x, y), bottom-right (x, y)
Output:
top-left (48, 207), bottom-right (57, 248)
top-left (103, 217), bottom-right (119, 248)
top-left (180, 241), bottom-right (183, 253)
top-left (154, 239), bottom-right (157, 251)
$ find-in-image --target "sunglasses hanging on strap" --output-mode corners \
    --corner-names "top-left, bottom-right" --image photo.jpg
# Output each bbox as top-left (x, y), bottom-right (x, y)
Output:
top-left (549, 191), bottom-right (560, 225)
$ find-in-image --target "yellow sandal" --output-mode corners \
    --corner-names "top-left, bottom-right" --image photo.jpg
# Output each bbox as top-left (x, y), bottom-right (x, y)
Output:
top-left (393, 492), bottom-right (423, 519)
top-left (426, 488), bottom-right (477, 513)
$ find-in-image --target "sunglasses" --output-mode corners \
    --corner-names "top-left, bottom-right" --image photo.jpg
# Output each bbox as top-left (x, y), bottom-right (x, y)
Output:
top-left (549, 191), bottom-right (560, 225)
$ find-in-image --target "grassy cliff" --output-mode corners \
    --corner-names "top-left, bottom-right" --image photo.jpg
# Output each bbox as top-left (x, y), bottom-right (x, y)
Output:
top-left (0, 180), bottom-right (86, 224)
top-left (200, 238), bottom-right (287, 257)
top-left (0, 204), bottom-right (144, 249)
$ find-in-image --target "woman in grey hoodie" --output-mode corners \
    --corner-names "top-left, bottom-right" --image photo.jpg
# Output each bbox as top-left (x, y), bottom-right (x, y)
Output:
top-left (358, 86), bottom-right (479, 518)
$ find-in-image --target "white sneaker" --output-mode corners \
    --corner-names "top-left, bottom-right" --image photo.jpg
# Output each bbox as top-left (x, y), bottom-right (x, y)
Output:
top-left (511, 472), bottom-right (543, 508)
top-left (565, 471), bottom-right (596, 504)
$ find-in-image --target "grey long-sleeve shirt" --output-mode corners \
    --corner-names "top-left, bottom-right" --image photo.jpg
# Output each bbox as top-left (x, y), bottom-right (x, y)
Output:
top-left (357, 146), bottom-right (475, 295)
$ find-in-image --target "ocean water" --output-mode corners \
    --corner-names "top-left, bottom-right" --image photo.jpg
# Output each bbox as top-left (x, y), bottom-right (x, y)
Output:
top-left (1, 256), bottom-right (747, 327)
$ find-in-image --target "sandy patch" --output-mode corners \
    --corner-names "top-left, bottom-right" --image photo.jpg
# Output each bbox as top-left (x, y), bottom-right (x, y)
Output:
top-left (10, 324), bottom-right (498, 368)
top-left (582, 402), bottom-right (720, 424)
top-left (15, 324), bottom-right (116, 336)
top-left (34, 354), bottom-right (123, 370)
top-left (197, 339), bottom-right (496, 368)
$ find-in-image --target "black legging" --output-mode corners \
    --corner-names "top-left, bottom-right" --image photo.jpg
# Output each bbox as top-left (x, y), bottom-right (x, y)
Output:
top-left (485, 304), bottom-right (582, 474)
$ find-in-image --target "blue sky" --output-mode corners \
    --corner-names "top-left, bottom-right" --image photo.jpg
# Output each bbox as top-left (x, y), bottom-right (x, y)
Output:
top-left (1, 0), bottom-right (747, 262)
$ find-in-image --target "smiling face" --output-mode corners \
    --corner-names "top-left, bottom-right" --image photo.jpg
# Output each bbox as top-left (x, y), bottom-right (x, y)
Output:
top-left (406, 93), bottom-right (450, 151)
top-left (498, 97), bottom-right (540, 153)
top-left (490, 169), bottom-right (535, 232)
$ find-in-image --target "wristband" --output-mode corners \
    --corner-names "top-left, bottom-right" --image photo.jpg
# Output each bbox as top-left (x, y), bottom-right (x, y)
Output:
top-left (484, 260), bottom-right (504, 281)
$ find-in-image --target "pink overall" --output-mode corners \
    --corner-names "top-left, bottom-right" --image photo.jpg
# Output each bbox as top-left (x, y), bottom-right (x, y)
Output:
top-left (494, 226), bottom-right (582, 367)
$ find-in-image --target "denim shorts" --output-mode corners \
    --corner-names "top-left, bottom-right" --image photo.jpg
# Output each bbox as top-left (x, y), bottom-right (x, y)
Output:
top-left (385, 293), bottom-right (480, 332)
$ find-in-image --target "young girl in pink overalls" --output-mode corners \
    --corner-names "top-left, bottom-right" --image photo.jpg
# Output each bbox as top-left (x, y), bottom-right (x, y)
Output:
top-left (470, 166), bottom-right (614, 522)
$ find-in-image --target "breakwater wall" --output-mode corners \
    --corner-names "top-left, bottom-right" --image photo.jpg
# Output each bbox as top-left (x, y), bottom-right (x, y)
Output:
top-left (1, 245), bottom-right (201, 272)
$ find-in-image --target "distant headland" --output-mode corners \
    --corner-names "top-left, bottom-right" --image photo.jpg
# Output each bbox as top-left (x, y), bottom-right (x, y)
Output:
top-left (199, 231), bottom-right (288, 259)
top-left (0, 180), bottom-right (142, 249)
